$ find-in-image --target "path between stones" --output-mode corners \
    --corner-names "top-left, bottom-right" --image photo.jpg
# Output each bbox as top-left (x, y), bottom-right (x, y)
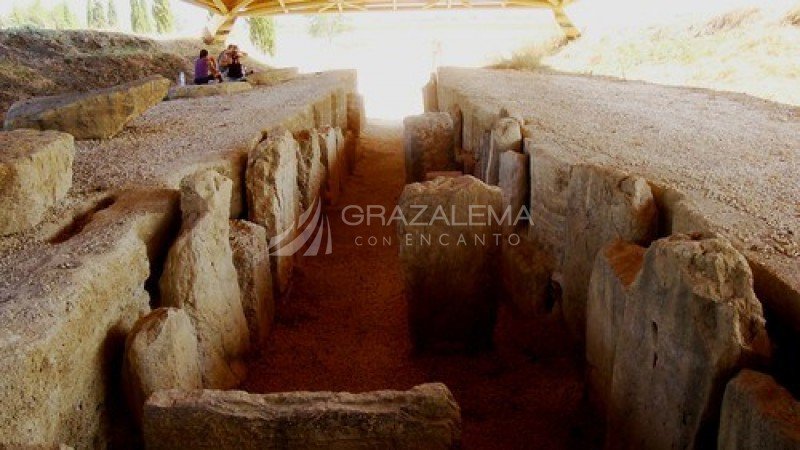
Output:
top-left (243, 119), bottom-right (601, 449)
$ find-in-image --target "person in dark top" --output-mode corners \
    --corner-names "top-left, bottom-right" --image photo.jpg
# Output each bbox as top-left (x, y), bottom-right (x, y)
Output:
top-left (226, 51), bottom-right (245, 81)
top-left (193, 49), bottom-right (222, 85)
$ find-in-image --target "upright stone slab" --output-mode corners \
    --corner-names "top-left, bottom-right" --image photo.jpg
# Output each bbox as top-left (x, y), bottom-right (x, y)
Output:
top-left (160, 170), bottom-right (250, 389)
top-left (561, 165), bottom-right (657, 342)
top-left (403, 113), bottom-right (456, 183)
top-left (335, 127), bottom-right (347, 184)
top-left (500, 240), bottom-right (553, 316)
top-left (346, 93), bottom-right (365, 136)
top-left (313, 95), bottom-right (333, 129)
top-left (0, 129), bottom-right (74, 235)
top-left (246, 131), bottom-right (300, 295)
top-left (332, 89), bottom-right (348, 130)
top-left (447, 105), bottom-right (463, 153)
top-left (5, 76), bottom-right (170, 139)
top-left (423, 73), bottom-right (439, 113)
top-left (718, 370), bottom-right (800, 450)
top-left (344, 130), bottom-right (358, 176)
top-left (294, 129), bottom-right (325, 212)
top-left (585, 240), bottom-right (645, 416)
top-left (229, 220), bottom-right (274, 350)
top-left (397, 176), bottom-right (502, 351)
top-left (498, 150), bottom-right (528, 233)
top-left (318, 127), bottom-right (341, 205)
top-left (485, 118), bottom-right (522, 186)
top-left (607, 234), bottom-right (770, 450)
top-left (122, 308), bottom-right (202, 423)
top-left (143, 383), bottom-right (462, 450)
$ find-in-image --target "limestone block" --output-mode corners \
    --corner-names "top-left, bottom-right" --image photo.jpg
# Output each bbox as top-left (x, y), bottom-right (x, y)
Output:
top-left (562, 164), bottom-right (657, 342)
top-left (346, 93), bottom-right (365, 136)
top-left (246, 67), bottom-right (298, 86)
top-left (423, 73), bottom-right (439, 113)
top-left (4, 76), bottom-right (170, 139)
top-left (0, 130), bottom-right (74, 235)
top-left (585, 240), bottom-right (645, 416)
top-left (476, 130), bottom-right (491, 181)
top-left (447, 105), bottom-right (463, 152)
top-left (525, 138), bottom-right (581, 259)
top-left (607, 234), bottom-right (770, 450)
top-left (160, 170), bottom-right (250, 389)
top-left (318, 127), bottom-right (341, 205)
top-left (500, 240), bottom-right (554, 316)
top-left (498, 150), bottom-right (528, 232)
top-left (312, 95), bottom-right (333, 129)
top-left (122, 308), bottom-right (202, 423)
top-left (718, 370), bottom-right (800, 450)
top-left (168, 81), bottom-right (252, 100)
top-left (294, 130), bottom-right (325, 211)
top-left (143, 383), bottom-right (462, 450)
top-left (335, 127), bottom-right (348, 184)
top-left (485, 118), bottom-right (522, 186)
top-left (229, 220), bottom-right (274, 349)
top-left (403, 113), bottom-right (456, 183)
top-left (397, 176), bottom-right (502, 350)
top-left (332, 89), bottom-right (348, 130)
top-left (246, 131), bottom-right (300, 294)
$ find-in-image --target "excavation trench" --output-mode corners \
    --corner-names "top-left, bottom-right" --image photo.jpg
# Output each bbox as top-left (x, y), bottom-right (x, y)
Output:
top-left (241, 120), bottom-right (601, 449)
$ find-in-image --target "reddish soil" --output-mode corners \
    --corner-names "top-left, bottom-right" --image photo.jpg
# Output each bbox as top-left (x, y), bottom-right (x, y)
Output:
top-left (243, 120), bottom-right (602, 449)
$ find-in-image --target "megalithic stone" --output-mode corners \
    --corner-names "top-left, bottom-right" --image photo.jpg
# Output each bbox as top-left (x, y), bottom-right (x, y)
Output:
top-left (485, 118), bottom-right (522, 186)
top-left (403, 113), bottom-right (456, 183)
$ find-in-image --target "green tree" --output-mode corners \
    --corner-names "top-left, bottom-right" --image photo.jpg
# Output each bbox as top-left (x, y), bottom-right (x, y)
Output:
top-left (248, 16), bottom-right (276, 56)
top-left (107, 0), bottom-right (119, 28)
top-left (52, 2), bottom-right (78, 29)
top-left (130, 0), bottom-right (155, 34)
top-left (7, 1), bottom-right (49, 28)
top-left (87, 0), bottom-right (108, 29)
top-left (151, 0), bottom-right (174, 34)
top-left (308, 14), bottom-right (352, 41)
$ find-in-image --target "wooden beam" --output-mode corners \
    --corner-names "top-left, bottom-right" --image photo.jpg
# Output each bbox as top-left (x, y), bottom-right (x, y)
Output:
top-left (551, 5), bottom-right (581, 39)
top-left (212, 0), bottom-right (229, 12)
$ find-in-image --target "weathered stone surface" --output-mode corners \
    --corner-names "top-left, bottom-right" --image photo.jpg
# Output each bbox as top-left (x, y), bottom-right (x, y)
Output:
top-left (229, 220), bottom-right (274, 349)
top-left (501, 240), bottom-right (554, 316)
top-left (498, 150), bottom-right (528, 233)
top-left (403, 113), bottom-right (456, 183)
top-left (335, 127), bottom-right (348, 184)
top-left (246, 67), bottom-right (299, 86)
top-left (525, 138), bottom-right (581, 260)
top-left (423, 73), bottom-right (439, 113)
top-left (122, 307), bottom-right (202, 423)
top-left (168, 81), bottom-right (252, 100)
top-left (485, 118), bottom-right (522, 186)
top-left (4, 76), bottom-right (170, 140)
top-left (718, 370), bottom-right (800, 450)
top-left (344, 130), bottom-right (357, 176)
top-left (160, 170), bottom-right (249, 389)
top-left (425, 171), bottom-right (463, 181)
top-left (294, 130), bottom-right (325, 211)
top-left (246, 131), bottom-right (300, 294)
top-left (585, 240), bottom-right (645, 416)
top-left (607, 234), bottom-right (770, 450)
top-left (562, 164), bottom-right (658, 342)
top-left (332, 89), bottom-right (348, 130)
top-left (346, 93), bottom-right (365, 136)
top-left (318, 126), bottom-right (341, 205)
top-left (447, 105), bottom-right (463, 153)
top-left (0, 130), bottom-right (74, 235)
top-left (398, 176), bottom-right (502, 350)
top-left (312, 95), bottom-right (333, 129)
top-left (143, 383), bottom-right (462, 450)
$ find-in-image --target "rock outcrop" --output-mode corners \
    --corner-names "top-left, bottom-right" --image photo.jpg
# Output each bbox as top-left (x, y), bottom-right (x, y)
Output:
top-left (229, 220), bottom-right (274, 349)
top-left (168, 81), bottom-right (252, 100)
top-left (246, 131), bottom-right (300, 294)
top-left (485, 118), bottom-right (522, 186)
top-left (294, 130), bottom-right (325, 212)
top-left (561, 164), bottom-right (658, 342)
top-left (160, 170), bottom-right (250, 389)
top-left (398, 176), bottom-right (502, 351)
top-left (607, 234), bottom-right (770, 450)
top-left (718, 370), bottom-right (800, 450)
top-left (246, 68), bottom-right (299, 86)
top-left (403, 113), bottom-right (456, 183)
top-left (143, 383), bottom-right (462, 450)
top-left (5, 76), bottom-right (170, 139)
top-left (122, 308), bottom-right (202, 423)
top-left (0, 129), bottom-right (74, 235)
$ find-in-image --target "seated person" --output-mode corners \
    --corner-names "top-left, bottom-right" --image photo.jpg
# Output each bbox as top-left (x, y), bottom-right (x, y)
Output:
top-left (218, 44), bottom-right (235, 76)
top-left (193, 49), bottom-right (222, 85)
top-left (226, 52), bottom-right (245, 81)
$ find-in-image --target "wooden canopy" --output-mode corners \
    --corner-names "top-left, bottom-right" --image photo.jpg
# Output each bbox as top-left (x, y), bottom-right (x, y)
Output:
top-left (182, 0), bottom-right (580, 44)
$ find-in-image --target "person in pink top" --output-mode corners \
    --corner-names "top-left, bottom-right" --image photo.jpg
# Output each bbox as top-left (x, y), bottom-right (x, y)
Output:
top-left (193, 49), bottom-right (222, 85)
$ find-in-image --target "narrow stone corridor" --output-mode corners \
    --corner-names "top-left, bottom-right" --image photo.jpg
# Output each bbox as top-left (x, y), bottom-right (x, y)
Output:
top-left (243, 120), bottom-right (601, 449)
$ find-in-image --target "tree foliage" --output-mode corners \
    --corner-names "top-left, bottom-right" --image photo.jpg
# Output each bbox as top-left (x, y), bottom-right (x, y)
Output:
top-left (107, 0), bottom-right (119, 29)
top-left (151, 0), bottom-right (175, 34)
top-left (308, 14), bottom-right (352, 41)
top-left (248, 16), bottom-right (276, 56)
top-left (130, 0), bottom-right (155, 34)
top-left (0, 1), bottom-right (78, 30)
top-left (87, 0), bottom-right (108, 29)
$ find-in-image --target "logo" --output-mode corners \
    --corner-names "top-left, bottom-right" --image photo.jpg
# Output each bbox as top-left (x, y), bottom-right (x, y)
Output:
top-left (269, 197), bottom-right (333, 257)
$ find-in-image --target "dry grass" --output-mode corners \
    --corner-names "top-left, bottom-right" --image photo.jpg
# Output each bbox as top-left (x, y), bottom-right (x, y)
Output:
top-left (489, 35), bottom-right (567, 70)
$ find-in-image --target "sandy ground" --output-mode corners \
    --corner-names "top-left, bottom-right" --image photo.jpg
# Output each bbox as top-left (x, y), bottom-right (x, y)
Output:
top-left (243, 120), bottom-right (601, 449)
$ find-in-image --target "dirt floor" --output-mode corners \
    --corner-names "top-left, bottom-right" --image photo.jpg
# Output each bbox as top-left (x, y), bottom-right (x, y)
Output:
top-left (243, 120), bottom-right (602, 449)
